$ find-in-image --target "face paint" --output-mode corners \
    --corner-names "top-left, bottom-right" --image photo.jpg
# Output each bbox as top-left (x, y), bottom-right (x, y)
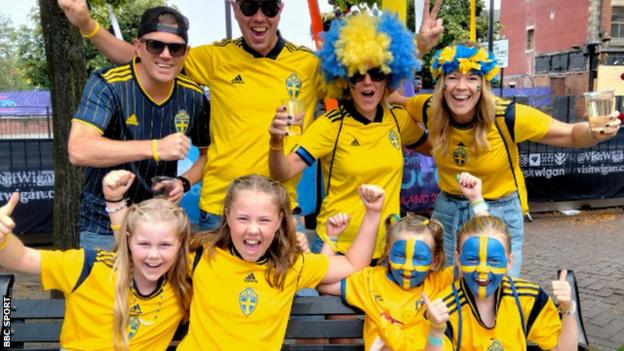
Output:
top-left (476, 85), bottom-right (481, 92)
top-left (459, 235), bottom-right (507, 299)
top-left (386, 239), bottom-right (433, 289)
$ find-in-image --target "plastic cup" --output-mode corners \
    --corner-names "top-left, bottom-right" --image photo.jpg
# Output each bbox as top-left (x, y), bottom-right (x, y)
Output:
top-left (281, 98), bottom-right (305, 136)
top-left (584, 90), bottom-right (614, 132)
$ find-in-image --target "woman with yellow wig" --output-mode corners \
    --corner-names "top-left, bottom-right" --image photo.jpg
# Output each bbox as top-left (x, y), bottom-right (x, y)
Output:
top-left (396, 42), bottom-right (620, 277)
top-left (268, 6), bottom-right (441, 262)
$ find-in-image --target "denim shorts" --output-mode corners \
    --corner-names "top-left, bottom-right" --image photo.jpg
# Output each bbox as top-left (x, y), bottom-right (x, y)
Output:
top-left (80, 231), bottom-right (115, 251)
top-left (199, 211), bottom-right (222, 231)
top-left (432, 191), bottom-right (524, 277)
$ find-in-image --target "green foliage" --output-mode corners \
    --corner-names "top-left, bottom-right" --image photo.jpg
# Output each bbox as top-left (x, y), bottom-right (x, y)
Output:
top-left (13, 0), bottom-right (167, 90)
top-left (0, 14), bottom-right (31, 90)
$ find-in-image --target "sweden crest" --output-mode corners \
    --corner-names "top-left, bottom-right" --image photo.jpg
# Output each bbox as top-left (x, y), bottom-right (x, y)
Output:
top-left (453, 143), bottom-right (468, 166)
top-left (389, 130), bottom-right (400, 149)
top-left (174, 110), bottom-right (190, 134)
top-left (239, 287), bottom-right (258, 316)
top-left (487, 339), bottom-right (504, 351)
top-left (286, 73), bottom-right (302, 99)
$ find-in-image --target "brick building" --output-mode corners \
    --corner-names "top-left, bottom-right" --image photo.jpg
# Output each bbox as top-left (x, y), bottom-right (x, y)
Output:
top-left (500, 0), bottom-right (624, 96)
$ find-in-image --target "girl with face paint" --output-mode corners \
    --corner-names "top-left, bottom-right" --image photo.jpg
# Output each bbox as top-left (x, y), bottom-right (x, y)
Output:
top-left (421, 173), bottom-right (579, 351)
top-left (317, 212), bottom-right (455, 351)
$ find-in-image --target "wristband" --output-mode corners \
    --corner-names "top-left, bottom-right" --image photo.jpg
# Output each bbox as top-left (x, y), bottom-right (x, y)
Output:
top-left (80, 21), bottom-right (100, 39)
top-left (427, 334), bottom-right (443, 347)
top-left (269, 142), bottom-right (283, 152)
top-left (105, 197), bottom-right (125, 203)
top-left (469, 199), bottom-right (489, 215)
top-left (559, 300), bottom-right (576, 316)
top-left (0, 233), bottom-right (11, 251)
top-left (177, 176), bottom-right (191, 192)
top-left (105, 200), bottom-right (127, 214)
top-left (428, 319), bottom-right (446, 331)
top-left (152, 139), bottom-right (160, 162)
top-left (110, 224), bottom-right (121, 231)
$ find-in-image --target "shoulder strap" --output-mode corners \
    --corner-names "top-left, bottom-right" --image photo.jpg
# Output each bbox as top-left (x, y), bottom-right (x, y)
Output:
top-left (72, 248), bottom-right (98, 292)
top-left (508, 277), bottom-right (528, 338)
top-left (192, 246), bottom-right (204, 274)
top-left (422, 96), bottom-right (433, 128)
top-left (389, 106), bottom-right (401, 133)
top-left (324, 106), bottom-right (346, 201)
top-left (494, 101), bottom-right (520, 195)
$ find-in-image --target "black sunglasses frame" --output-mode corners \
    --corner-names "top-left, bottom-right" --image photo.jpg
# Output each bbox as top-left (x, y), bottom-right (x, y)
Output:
top-left (140, 39), bottom-right (187, 58)
top-left (348, 68), bottom-right (389, 85)
top-left (238, 1), bottom-right (280, 18)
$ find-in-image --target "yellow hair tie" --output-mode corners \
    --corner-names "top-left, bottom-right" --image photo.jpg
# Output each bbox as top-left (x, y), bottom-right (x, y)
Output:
top-left (80, 21), bottom-right (100, 39)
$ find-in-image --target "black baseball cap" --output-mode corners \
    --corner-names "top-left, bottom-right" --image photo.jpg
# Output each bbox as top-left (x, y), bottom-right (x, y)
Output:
top-left (138, 6), bottom-right (189, 43)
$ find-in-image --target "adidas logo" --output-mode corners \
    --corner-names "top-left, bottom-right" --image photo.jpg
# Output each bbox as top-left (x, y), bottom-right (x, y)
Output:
top-left (231, 74), bottom-right (245, 84)
top-left (350, 138), bottom-right (360, 147)
top-left (244, 273), bottom-right (258, 284)
top-left (125, 114), bottom-right (138, 126)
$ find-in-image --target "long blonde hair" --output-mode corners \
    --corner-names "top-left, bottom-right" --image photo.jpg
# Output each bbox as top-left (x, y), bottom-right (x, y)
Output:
top-left (429, 45), bottom-right (498, 156)
top-left (380, 213), bottom-right (446, 271)
top-left (192, 174), bottom-right (301, 290)
top-left (112, 199), bottom-right (192, 350)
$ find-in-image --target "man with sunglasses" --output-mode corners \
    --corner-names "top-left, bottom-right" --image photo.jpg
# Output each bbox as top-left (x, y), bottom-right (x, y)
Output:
top-left (59, 0), bottom-right (324, 232)
top-left (66, 6), bottom-right (210, 251)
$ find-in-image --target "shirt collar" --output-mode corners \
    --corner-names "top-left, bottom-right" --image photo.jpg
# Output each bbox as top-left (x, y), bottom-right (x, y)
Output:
top-left (241, 31), bottom-right (285, 60)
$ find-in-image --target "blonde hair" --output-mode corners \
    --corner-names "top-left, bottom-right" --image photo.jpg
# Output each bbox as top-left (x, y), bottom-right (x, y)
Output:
top-left (192, 174), bottom-right (301, 290)
top-left (456, 215), bottom-right (511, 253)
top-left (429, 43), bottom-right (497, 157)
top-left (380, 213), bottom-right (445, 271)
top-left (112, 199), bottom-right (192, 350)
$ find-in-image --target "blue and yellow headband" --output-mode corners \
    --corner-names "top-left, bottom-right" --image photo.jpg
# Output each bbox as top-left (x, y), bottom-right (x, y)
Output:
top-left (318, 12), bottom-right (421, 98)
top-left (430, 44), bottom-right (500, 81)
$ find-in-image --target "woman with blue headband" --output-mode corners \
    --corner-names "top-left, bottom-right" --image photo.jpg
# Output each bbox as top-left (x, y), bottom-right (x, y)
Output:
top-left (397, 42), bottom-right (620, 277)
top-left (268, 5), bottom-right (442, 262)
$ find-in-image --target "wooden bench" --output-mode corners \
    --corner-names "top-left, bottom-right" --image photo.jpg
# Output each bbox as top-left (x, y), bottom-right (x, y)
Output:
top-left (0, 272), bottom-right (589, 350)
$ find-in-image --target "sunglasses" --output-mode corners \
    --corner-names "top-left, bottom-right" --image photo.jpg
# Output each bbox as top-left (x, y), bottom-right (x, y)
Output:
top-left (238, 1), bottom-right (280, 18)
top-left (140, 39), bottom-right (187, 57)
top-left (348, 68), bottom-right (389, 85)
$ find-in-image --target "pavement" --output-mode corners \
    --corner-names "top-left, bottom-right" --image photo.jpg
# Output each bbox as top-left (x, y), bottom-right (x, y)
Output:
top-left (3, 208), bottom-right (624, 350)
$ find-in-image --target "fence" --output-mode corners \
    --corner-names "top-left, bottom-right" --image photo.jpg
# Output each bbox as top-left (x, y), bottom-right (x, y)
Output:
top-left (0, 106), bottom-right (53, 139)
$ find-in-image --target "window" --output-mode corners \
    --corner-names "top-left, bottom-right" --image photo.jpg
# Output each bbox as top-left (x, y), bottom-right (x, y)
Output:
top-left (612, 7), bottom-right (624, 38)
top-left (527, 28), bottom-right (535, 51)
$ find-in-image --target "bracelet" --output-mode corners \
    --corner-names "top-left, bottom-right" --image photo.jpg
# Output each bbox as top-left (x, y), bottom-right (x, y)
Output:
top-left (110, 224), bottom-right (121, 231)
top-left (559, 300), bottom-right (576, 316)
top-left (0, 233), bottom-right (11, 251)
top-left (152, 139), bottom-right (160, 162)
top-left (427, 334), bottom-right (443, 347)
top-left (104, 197), bottom-right (125, 203)
top-left (80, 21), bottom-right (100, 39)
top-left (469, 199), bottom-right (489, 215)
top-left (428, 319), bottom-right (447, 331)
top-left (269, 142), bottom-right (283, 152)
top-left (105, 201), bottom-right (127, 214)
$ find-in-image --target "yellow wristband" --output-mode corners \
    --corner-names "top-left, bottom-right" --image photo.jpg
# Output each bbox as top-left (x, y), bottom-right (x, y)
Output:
top-left (429, 319), bottom-right (446, 331)
top-left (80, 21), bottom-right (100, 39)
top-left (152, 139), bottom-right (160, 162)
top-left (110, 224), bottom-right (121, 231)
top-left (269, 143), bottom-right (283, 152)
top-left (0, 233), bottom-right (11, 251)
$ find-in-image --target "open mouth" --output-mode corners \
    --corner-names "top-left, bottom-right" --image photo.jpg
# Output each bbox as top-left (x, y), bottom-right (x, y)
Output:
top-left (250, 27), bottom-right (267, 40)
top-left (144, 262), bottom-right (163, 270)
top-left (243, 239), bottom-right (261, 254)
top-left (476, 277), bottom-right (489, 287)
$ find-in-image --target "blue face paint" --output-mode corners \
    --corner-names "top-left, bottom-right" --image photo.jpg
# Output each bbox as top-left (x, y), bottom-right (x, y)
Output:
top-left (459, 235), bottom-right (508, 299)
top-left (386, 239), bottom-right (433, 289)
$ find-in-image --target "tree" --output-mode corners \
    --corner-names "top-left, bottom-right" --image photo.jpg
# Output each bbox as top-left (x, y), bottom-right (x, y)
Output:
top-left (0, 14), bottom-right (30, 90)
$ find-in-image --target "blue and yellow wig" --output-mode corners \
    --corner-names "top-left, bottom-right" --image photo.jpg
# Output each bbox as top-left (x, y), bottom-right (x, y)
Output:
top-left (318, 12), bottom-right (421, 98)
top-left (430, 44), bottom-right (500, 82)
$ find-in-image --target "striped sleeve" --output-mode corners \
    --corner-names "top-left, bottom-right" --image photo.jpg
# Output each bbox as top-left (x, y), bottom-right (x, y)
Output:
top-left (294, 112), bottom-right (339, 166)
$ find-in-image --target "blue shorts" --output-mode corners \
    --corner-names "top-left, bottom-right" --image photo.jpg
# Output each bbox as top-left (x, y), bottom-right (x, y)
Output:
top-left (198, 211), bottom-right (222, 231)
top-left (432, 191), bottom-right (524, 277)
top-left (80, 231), bottom-right (115, 251)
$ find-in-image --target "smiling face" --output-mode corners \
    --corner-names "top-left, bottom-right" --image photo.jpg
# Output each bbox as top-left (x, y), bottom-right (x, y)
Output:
top-left (443, 71), bottom-right (483, 123)
top-left (349, 68), bottom-right (388, 119)
top-left (226, 189), bottom-right (283, 262)
top-left (129, 220), bottom-right (181, 292)
top-left (386, 232), bottom-right (434, 289)
top-left (233, 0), bottom-right (283, 56)
top-left (458, 233), bottom-right (510, 299)
top-left (134, 30), bottom-right (188, 85)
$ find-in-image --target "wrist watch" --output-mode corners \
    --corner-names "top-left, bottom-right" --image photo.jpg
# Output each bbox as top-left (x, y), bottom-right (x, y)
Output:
top-left (177, 176), bottom-right (191, 193)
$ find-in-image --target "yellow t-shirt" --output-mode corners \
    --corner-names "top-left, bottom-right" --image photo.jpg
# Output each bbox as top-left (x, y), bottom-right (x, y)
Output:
top-left (406, 95), bottom-right (551, 208)
top-left (178, 247), bottom-right (330, 351)
top-left (440, 276), bottom-right (562, 350)
top-left (184, 36), bottom-right (325, 214)
top-left (40, 249), bottom-right (183, 351)
top-left (295, 103), bottom-right (427, 258)
top-left (342, 266), bottom-right (454, 350)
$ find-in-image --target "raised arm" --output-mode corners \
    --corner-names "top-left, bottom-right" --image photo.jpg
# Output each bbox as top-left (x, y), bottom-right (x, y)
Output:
top-left (102, 170), bottom-right (136, 238)
top-left (457, 172), bottom-right (489, 216)
top-left (268, 105), bottom-right (308, 181)
top-left (57, 0), bottom-right (135, 64)
top-left (0, 193), bottom-right (42, 274)
top-left (320, 185), bottom-right (385, 284)
top-left (68, 122), bottom-right (190, 168)
top-left (551, 270), bottom-right (578, 351)
top-left (416, 0), bottom-right (444, 57)
top-left (538, 111), bottom-right (620, 148)
top-left (316, 213), bottom-right (350, 295)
